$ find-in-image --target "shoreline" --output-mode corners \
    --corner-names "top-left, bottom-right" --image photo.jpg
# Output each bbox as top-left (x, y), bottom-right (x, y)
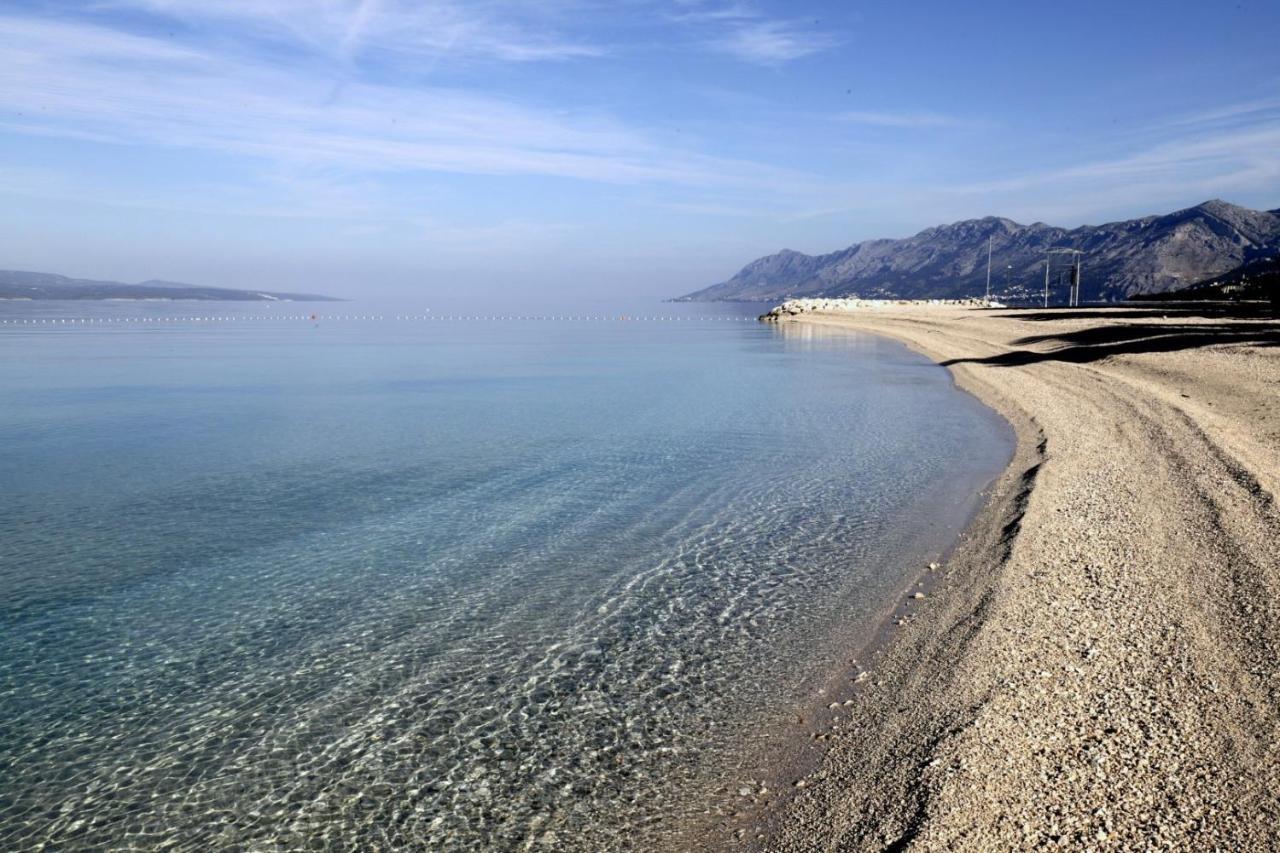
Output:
top-left (668, 325), bottom-right (1017, 851)
top-left (686, 311), bottom-right (1045, 850)
top-left (674, 321), bottom-right (1025, 850)
top-left (709, 304), bottom-right (1280, 849)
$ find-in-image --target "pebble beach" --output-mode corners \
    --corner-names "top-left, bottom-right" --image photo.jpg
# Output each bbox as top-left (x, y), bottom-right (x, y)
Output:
top-left (722, 301), bottom-right (1280, 850)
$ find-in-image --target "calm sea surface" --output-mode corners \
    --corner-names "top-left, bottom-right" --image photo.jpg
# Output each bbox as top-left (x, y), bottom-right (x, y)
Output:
top-left (0, 301), bottom-right (1011, 850)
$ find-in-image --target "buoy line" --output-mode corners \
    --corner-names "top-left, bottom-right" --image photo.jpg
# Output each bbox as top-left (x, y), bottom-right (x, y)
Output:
top-left (0, 315), bottom-right (758, 326)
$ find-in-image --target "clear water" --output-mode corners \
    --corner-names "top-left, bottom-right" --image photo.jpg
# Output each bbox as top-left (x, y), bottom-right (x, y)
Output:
top-left (0, 302), bottom-right (1012, 850)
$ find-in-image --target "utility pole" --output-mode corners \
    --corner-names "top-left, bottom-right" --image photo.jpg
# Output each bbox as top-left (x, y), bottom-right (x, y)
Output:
top-left (1045, 248), bottom-right (1085, 308)
top-left (1043, 252), bottom-right (1050, 308)
top-left (985, 236), bottom-right (992, 304)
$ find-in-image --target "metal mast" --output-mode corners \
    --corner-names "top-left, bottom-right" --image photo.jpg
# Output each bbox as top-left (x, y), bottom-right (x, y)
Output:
top-left (985, 236), bottom-right (992, 303)
top-left (1043, 253), bottom-right (1050, 308)
top-left (1044, 248), bottom-right (1084, 307)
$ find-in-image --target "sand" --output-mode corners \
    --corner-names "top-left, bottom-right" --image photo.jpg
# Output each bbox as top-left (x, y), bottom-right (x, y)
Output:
top-left (716, 304), bottom-right (1280, 850)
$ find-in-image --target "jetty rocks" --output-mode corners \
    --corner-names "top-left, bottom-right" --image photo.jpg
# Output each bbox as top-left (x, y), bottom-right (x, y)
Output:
top-left (758, 297), bottom-right (989, 321)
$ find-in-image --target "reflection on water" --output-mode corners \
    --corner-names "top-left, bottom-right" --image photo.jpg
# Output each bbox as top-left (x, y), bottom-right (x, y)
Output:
top-left (0, 307), bottom-right (1011, 850)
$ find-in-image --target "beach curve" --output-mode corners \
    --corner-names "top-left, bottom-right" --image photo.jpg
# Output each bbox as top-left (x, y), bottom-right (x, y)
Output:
top-left (724, 303), bottom-right (1280, 850)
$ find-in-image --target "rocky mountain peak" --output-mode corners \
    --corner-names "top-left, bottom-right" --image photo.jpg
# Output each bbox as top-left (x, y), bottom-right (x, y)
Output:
top-left (677, 199), bottom-right (1280, 303)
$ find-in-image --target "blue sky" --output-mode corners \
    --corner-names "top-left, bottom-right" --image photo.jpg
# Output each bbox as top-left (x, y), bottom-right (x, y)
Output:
top-left (2, 0), bottom-right (1279, 305)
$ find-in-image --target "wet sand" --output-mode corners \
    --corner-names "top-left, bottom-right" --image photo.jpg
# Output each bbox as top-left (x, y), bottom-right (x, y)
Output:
top-left (722, 304), bottom-right (1280, 850)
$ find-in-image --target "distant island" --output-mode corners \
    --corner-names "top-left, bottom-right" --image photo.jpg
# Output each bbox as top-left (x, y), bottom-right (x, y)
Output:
top-left (0, 269), bottom-right (341, 302)
top-left (677, 199), bottom-right (1280, 304)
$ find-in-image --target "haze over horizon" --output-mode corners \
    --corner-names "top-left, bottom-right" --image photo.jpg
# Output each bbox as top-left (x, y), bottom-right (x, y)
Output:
top-left (3, 0), bottom-right (1279, 306)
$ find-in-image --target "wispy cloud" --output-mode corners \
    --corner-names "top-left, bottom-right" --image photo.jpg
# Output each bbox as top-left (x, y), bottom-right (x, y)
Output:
top-left (671, 2), bottom-right (839, 65)
top-left (711, 19), bottom-right (837, 64)
top-left (669, 1), bottom-right (758, 25)
top-left (0, 14), bottom-right (800, 191)
top-left (951, 102), bottom-right (1280, 197)
top-left (839, 110), bottom-right (974, 129)
top-left (1152, 95), bottom-right (1280, 133)
top-left (765, 96), bottom-right (1280, 229)
top-left (96, 0), bottom-right (606, 65)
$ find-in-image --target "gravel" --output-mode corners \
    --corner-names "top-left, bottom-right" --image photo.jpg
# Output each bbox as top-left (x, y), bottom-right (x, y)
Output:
top-left (721, 305), bottom-right (1280, 851)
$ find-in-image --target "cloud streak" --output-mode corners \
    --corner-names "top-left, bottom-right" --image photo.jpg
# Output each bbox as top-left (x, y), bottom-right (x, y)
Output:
top-left (100, 0), bottom-right (607, 64)
top-left (0, 14), bottom-right (802, 191)
top-left (838, 110), bottom-right (975, 129)
top-left (764, 96), bottom-right (1280, 229)
top-left (949, 102), bottom-right (1280, 198)
top-left (670, 1), bottom-right (839, 65)
top-left (710, 18), bottom-right (837, 64)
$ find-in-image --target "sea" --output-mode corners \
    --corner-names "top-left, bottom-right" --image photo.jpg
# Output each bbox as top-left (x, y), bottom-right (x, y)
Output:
top-left (0, 300), bottom-right (1012, 850)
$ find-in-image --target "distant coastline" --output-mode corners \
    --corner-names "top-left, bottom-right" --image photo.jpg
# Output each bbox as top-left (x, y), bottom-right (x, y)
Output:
top-left (0, 268), bottom-right (341, 302)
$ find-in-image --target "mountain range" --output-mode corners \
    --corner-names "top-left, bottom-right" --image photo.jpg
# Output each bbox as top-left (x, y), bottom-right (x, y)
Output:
top-left (677, 200), bottom-right (1280, 303)
top-left (0, 269), bottom-right (339, 302)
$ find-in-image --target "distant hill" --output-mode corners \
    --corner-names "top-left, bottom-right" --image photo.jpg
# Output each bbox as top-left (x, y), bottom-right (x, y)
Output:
top-left (0, 269), bottom-right (341, 301)
top-left (1137, 254), bottom-right (1280, 304)
top-left (676, 200), bottom-right (1280, 304)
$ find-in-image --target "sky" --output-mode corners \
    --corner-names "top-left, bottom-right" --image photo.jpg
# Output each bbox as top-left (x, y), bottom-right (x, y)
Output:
top-left (2, 0), bottom-right (1279, 306)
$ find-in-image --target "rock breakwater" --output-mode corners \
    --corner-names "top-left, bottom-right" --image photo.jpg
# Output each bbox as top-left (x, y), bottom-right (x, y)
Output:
top-left (758, 298), bottom-right (992, 322)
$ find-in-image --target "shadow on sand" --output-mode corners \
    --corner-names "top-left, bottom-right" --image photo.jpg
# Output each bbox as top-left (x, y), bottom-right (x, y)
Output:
top-left (943, 305), bottom-right (1280, 369)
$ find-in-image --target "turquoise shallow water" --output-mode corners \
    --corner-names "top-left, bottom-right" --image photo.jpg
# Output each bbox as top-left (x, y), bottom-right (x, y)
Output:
top-left (0, 302), bottom-right (1011, 850)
